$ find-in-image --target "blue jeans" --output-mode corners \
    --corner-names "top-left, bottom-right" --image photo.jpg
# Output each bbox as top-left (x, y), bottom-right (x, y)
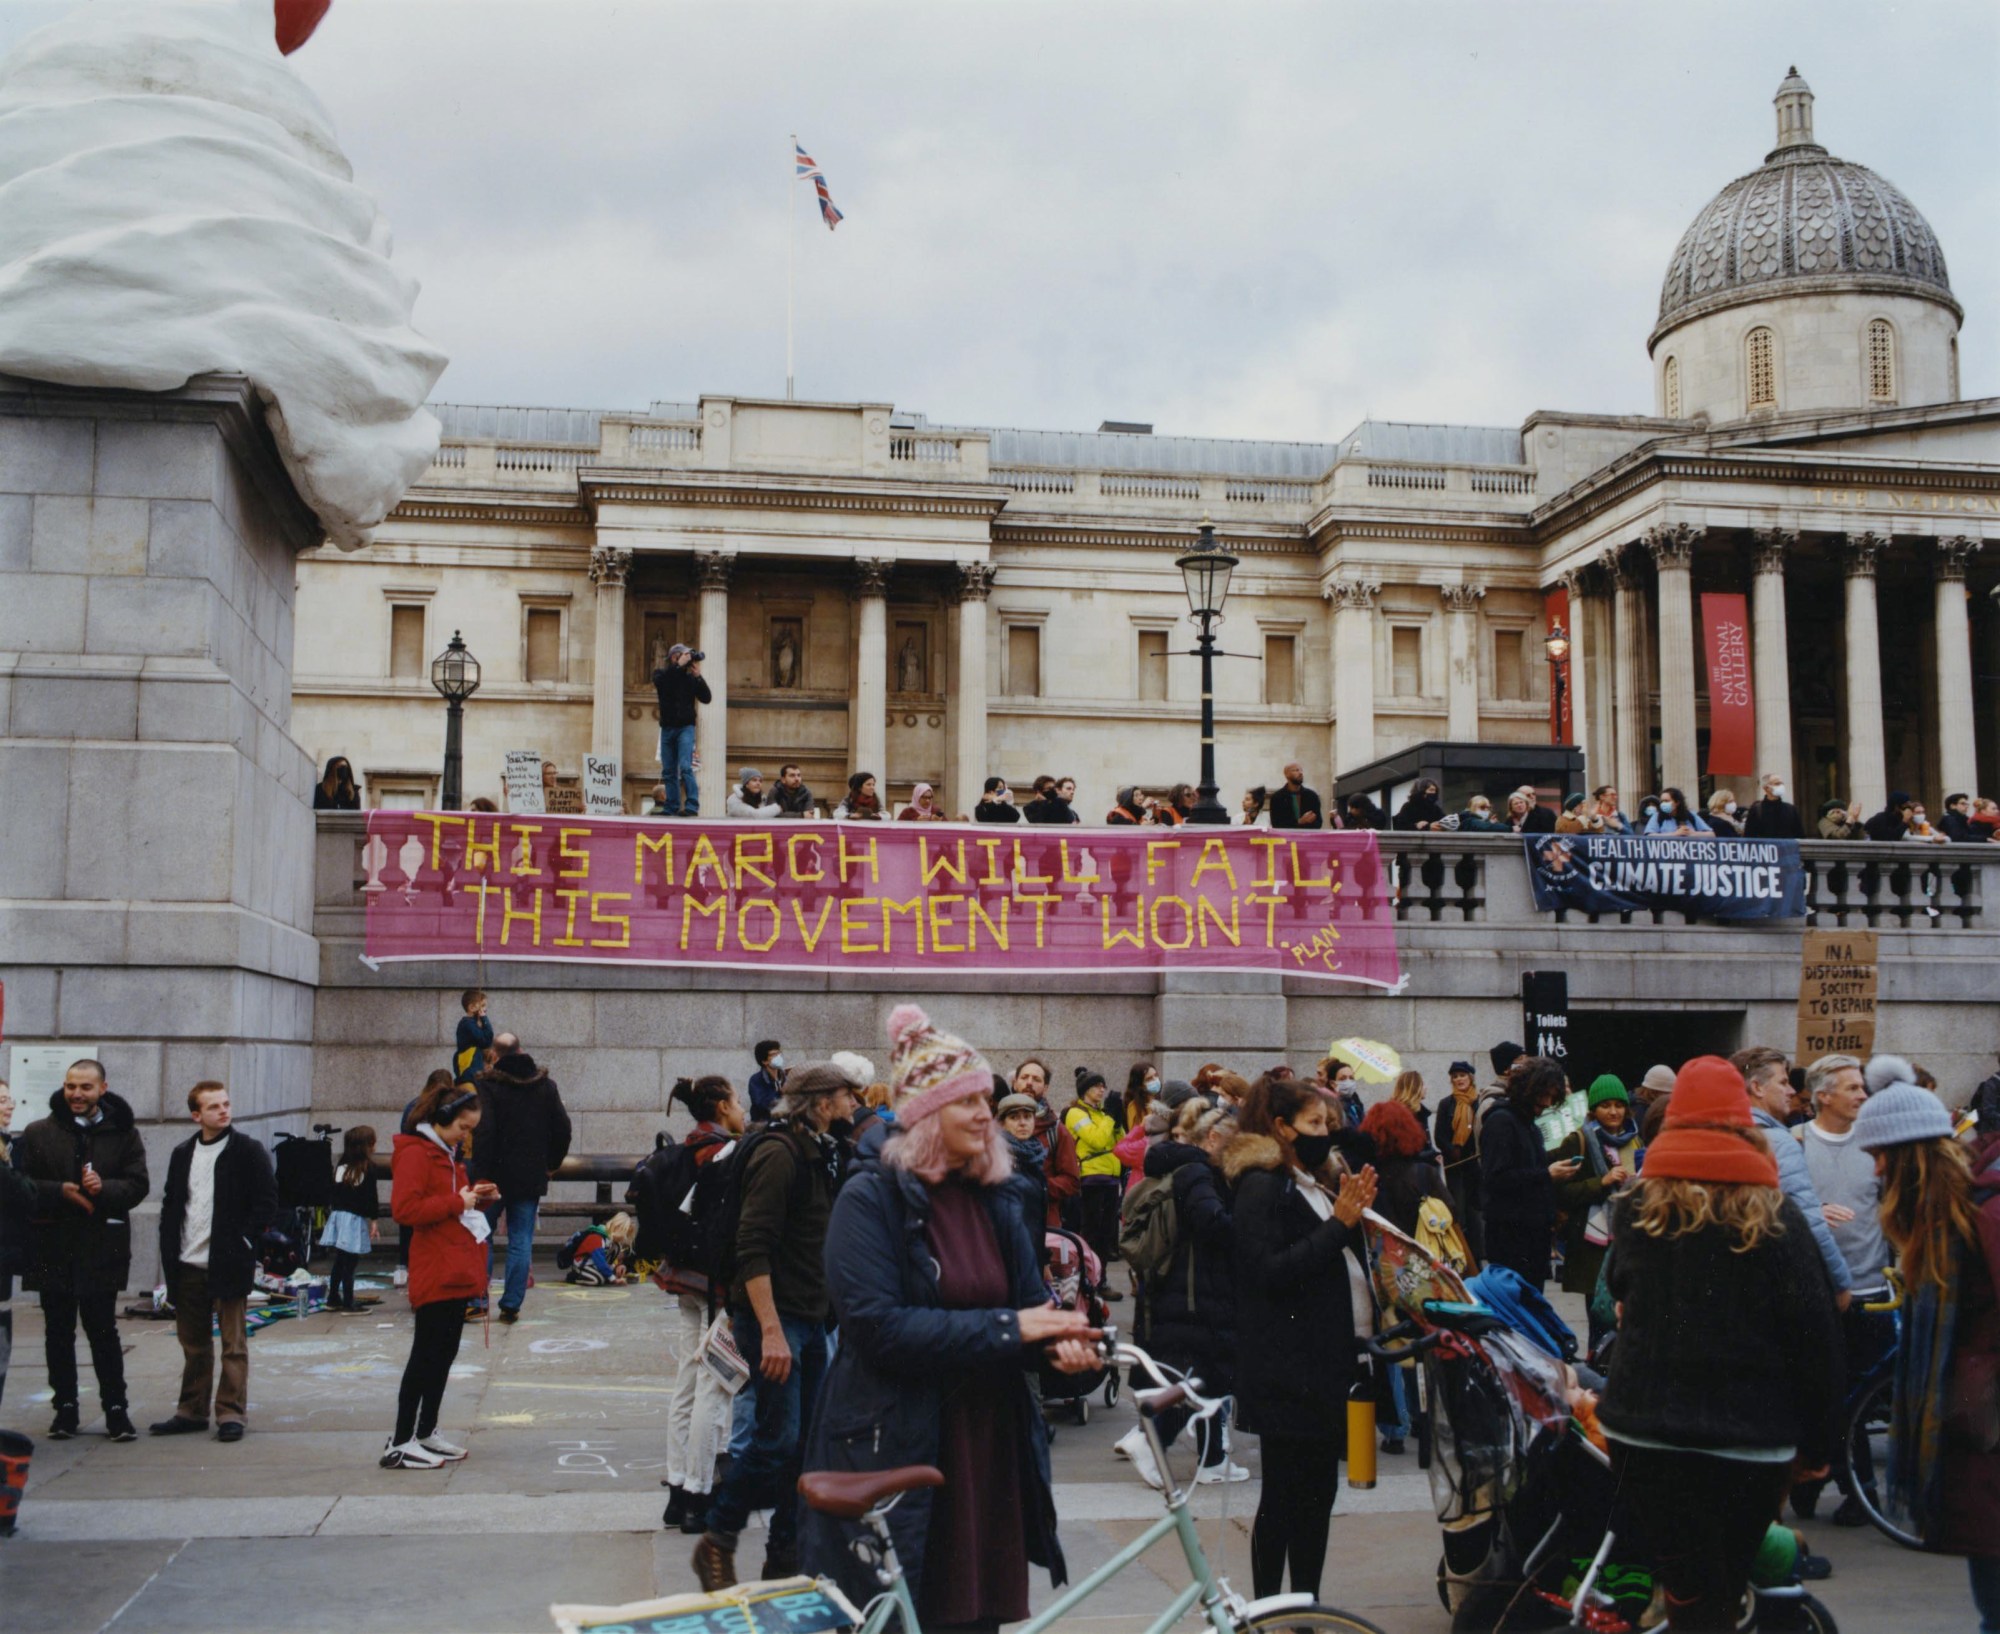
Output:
top-left (482, 1199), bottom-right (539, 1315)
top-left (705, 1312), bottom-right (829, 1554)
top-left (1382, 1363), bottom-right (1410, 1440)
top-left (659, 724), bottom-right (698, 815)
top-left (1972, 1555), bottom-right (2000, 1634)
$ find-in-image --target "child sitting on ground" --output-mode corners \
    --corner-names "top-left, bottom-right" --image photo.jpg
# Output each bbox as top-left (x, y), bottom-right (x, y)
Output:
top-left (561, 1213), bottom-right (636, 1286)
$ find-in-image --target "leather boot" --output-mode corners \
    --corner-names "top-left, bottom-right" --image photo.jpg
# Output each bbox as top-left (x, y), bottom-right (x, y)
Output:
top-left (692, 1531), bottom-right (737, 1592)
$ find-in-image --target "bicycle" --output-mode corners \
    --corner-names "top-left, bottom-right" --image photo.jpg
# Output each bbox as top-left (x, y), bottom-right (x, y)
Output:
top-left (797, 1330), bottom-right (1386, 1634)
top-left (1838, 1274), bottom-right (1923, 1550)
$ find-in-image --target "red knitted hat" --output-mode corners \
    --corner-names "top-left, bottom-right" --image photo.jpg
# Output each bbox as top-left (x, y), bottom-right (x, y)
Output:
top-left (1639, 1055), bottom-right (1780, 1189)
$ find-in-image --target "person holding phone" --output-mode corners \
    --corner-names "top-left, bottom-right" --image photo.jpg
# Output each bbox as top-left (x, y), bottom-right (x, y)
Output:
top-left (382, 1077), bottom-right (498, 1469)
top-left (1479, 1056), bottom-right (1570, 1288)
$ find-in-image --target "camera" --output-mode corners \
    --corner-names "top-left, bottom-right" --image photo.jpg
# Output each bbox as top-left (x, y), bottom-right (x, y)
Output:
top-left (685, 649), bottom-right (705, 663)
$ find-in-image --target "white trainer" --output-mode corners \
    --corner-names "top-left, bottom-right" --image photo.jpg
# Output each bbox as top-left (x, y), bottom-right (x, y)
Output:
top-left (1196, 1459), bottom-right (1253, 1485)
top-left (392, 1267), bottom-right (409, 1288)
top-left (380, 1439), bottom-right (446, 1470)
top-left (418, 1434), bottom-right (468, 1461)
top-left (1113, 1427), bottom-right (1165, 1491)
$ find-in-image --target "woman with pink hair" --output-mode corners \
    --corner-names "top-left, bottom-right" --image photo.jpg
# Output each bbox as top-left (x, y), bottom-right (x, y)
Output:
top-left (800, 1004), bottom-right (1100, 1625)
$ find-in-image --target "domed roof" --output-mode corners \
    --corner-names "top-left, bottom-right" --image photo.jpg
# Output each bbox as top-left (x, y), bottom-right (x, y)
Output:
top-left (1654, 71), bottom-right (1954, 342)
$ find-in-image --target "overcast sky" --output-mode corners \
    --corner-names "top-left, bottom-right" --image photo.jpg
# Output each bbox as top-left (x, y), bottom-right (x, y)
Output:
top-left (7, 1), bottom-right (1997, 442)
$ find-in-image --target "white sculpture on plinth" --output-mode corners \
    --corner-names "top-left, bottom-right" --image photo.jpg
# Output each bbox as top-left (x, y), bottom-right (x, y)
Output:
top-left (0, 1), bottom-right (447, 549)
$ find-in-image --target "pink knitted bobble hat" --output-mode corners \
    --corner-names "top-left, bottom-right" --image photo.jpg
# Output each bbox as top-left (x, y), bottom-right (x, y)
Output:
top-left (886, 1003), bottom-right (994, 1127)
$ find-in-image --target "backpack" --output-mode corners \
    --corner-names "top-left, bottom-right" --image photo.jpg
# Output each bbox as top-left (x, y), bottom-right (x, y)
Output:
top-left (1117, 1171), bottom-right (1180, 1279)
top-left (704, 1125), bottom-right (810, 1293)
top-left (1414, 1194), bottom-right (1473, 1272)
top-left (626, 1130), bottom-right (730, 1265)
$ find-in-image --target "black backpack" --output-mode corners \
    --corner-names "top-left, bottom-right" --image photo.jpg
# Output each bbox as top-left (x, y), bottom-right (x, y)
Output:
top-left (273, 1131), bottom-right (335, 1210)
top-left (626, 1129), bottom-right (732, 1265)
top-left (706, 1124), bottom-right (811, 1292)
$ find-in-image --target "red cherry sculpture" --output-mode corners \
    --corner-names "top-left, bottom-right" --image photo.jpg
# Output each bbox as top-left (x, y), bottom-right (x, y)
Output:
top-left (275, 0), bottom-right (332, 55)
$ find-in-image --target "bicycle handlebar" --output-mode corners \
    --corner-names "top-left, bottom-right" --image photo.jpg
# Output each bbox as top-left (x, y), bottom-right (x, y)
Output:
top-left (1102, 1330), bottom-right (1225, 1425)
top-left (1366, 1317), bottom-right (1443, 1363)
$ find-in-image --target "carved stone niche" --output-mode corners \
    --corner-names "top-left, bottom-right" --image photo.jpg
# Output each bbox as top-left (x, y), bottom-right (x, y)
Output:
top-left (891, 618), bottom-right (932, 696)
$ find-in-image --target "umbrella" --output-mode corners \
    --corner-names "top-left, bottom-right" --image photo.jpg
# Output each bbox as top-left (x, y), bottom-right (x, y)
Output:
top-left (1328, 1036), bottom-right (1401, 1084)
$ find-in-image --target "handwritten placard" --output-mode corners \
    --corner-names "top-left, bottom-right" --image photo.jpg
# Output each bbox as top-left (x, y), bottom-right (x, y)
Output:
top-left (503, 751), bottom-right (545, 814)
top-left (583, 756), bottom-right (624, 816)
top-left (1796, 929), bottom-right (1878, 1063)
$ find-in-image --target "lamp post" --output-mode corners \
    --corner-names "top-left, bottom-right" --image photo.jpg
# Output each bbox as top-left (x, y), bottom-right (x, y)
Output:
top-left (1176, 523), bottom-right (1240, 825)
top-left (430, 630), bottom-right (481, 811)
top-left (1544, 620), bottom-right (1570, 747)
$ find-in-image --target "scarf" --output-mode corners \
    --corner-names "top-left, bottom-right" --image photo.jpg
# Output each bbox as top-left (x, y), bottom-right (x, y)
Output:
top-left (1889, 1240), bottom-right (1964, 1548)
top-left (1583, 1120), bottom-right (1641, 1178)
top-left (1450, 1083), bottom-right (1478, 1149)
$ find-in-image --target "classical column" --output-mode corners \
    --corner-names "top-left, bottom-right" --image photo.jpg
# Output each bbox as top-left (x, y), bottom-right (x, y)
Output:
top-left (1646, 524), bottom-right (1699, 794)
top-left (1934, 535), bottom-right (1982, 798)
top-left (1327, 577), bottom-right (1380, 777)
top-left (1842, 532), bottom-right (1888, 815)
top-left (1439, 582), bottom-right (1485, 740)
top-left (951, 562), bottom-right (996, 814)
top-left (1558, 568), bottom-right (1592, 774)
top-left (851, 557), bottom-right (891, 784)
top-left (1749, 529), bottom-right (1796, 794)
top-left (1608, 546), bottom-right (1649, 804)
top-left (693, 550), bottom-right (733, 817)
top-left (587, 546), bottom-right (633, 764)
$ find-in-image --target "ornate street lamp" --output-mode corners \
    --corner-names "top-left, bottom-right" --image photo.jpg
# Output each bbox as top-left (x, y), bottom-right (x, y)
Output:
top-left (430, 630), bottom-right (481, 810)
top-left (1176, 522), bottom-right (1240, 825)
top-left (1545, 620), bottom-right (1570, 746)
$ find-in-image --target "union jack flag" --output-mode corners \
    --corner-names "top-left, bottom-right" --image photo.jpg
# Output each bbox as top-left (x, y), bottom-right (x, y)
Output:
top-left (794, 142), bottom-right (844, 231)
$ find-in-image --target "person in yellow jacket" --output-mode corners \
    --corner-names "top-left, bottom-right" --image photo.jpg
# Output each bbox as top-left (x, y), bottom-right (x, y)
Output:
top-left (1064, 1069), bottom-right (1124, 1300)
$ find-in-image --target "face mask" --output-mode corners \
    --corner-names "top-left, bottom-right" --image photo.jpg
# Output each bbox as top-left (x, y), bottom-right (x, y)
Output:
top-left (1144, 1076), bottom-right (1159, 1091)
top-left (768, 1055), bottom-right (786, 1071)
top-left (1660, 800), bottom-right (1675, 814)
top-left (1771, 785), bottom-right (1786, 800)
top-left (1292, 1131), bottom-right (1337, 1172)
top-left (826, 1117), bottom-right (855, 1142)
top-left (1724, 801), bottom-right (1737, 815)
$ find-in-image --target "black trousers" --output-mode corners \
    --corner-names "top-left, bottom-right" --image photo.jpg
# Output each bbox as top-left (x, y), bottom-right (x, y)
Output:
top-left (1482, 1217), bottom-right (1549, 1288)
top-left (393, 1298), bottom-right (466, 1444)
top-left (1612, 1443), bottom-right (1792, 1630)
top-left (328, 1251), bottom-right (359, 1308)
top-left (40, 1284), bottom-right (126, 1412)
top-left (1251, 1432), bottom-right (1341, 1599)
top-left (1078, 1176), bottom-right (1121, 1283)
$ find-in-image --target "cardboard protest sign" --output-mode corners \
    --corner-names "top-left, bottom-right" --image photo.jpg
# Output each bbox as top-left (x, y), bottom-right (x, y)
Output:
top-left (1796, 930), bottom-right (1878, 1063)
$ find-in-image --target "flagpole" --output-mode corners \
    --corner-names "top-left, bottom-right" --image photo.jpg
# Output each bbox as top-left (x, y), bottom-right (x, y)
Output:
top-left (786, 132), bottom-right (796, 401)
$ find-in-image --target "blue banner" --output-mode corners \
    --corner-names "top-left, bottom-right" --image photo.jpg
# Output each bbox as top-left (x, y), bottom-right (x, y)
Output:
top-left (1522, 833), bottom-right (1806, 919)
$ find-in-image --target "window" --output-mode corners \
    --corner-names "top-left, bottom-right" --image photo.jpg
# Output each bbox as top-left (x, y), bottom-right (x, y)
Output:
top-left (1263, 633), bottom-right (1297, 706)
top-left (389, 603), bottom-right (426, 679)
top-left (1137, 629), bottom-right (1169, 701)
top-left (1746, 327), bottom-right (1776, 410)
top-left (1493, 628), bottom-right (1528, 701)
top-left (1867, 319), bottom-right (1896, 403)
top-left (1663, 355), bottom-right (1681, 418)
top-left (524, 606), bottom-right (564, 684)
top-left (1391, 626), bottom-right (1424, 697)
top-left (1005, 625), bottom-right (1041, 697)
top-left (1950, 336), bottom-right (1960, 400)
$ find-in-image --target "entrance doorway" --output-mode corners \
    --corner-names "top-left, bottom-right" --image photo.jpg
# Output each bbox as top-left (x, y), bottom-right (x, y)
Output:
top-left (1561, 1010), bottom-right (1747, 1101)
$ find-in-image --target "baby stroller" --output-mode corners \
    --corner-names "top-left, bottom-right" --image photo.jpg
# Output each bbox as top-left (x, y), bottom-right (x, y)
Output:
top-left (1040, 1227), bottom-right (1119, 1423)
top-left (1364, 1216), bottom-right (1836, 1633)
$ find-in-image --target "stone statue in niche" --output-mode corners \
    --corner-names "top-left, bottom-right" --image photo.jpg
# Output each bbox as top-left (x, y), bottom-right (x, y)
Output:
top-left (897, 633), bottom-right (925, 694)
top-left (771, 619), bottom-right (802, 689)
top-left (652, 633), bottom-right (671, 675)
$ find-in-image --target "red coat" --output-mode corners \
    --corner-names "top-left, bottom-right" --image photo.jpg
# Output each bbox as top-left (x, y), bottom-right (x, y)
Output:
top-left (392, 1131), bottom-right (487, 1309)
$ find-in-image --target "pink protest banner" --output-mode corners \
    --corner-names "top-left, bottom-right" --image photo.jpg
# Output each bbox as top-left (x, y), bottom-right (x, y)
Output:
top-left (360, 813), bottom-right (1403, 987)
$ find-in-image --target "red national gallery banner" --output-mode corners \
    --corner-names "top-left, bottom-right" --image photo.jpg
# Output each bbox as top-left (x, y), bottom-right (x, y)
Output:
top-left (359, 814), bottom-right (1403, 987)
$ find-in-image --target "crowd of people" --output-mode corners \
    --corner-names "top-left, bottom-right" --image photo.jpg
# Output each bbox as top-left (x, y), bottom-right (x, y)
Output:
top-left (4, 1009), bottom-right (1997, 1628)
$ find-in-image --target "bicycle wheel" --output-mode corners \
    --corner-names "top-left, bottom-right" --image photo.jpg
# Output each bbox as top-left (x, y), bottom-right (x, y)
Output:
top-left (1240, 1608), bottom-right (1389, 1634)
top-left (1843, 1373), bottom-right (1923, 1550)
top-left (1750, 1588), bottom-right (1839, 1632)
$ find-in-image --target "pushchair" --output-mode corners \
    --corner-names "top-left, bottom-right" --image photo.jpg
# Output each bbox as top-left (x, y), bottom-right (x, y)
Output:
top-left (1039, 1227), bottom-right (1119, 1423)
top-left (1364, 1215), bottom-right (1836, 1633)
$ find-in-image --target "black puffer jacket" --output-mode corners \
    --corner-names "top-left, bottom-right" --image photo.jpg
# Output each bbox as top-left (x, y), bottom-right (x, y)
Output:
top-left (1138, 1141), bottom-right (1234, 1364)
top-left (13, 1089), bottom-right (151, 1294)
top-left (1225, 1132), bottom-right (1359, 1445)
top-left (471, 1054), bottom-right (573, 1201)
top-left (1600, 1193), bottom-right (1843, 1465)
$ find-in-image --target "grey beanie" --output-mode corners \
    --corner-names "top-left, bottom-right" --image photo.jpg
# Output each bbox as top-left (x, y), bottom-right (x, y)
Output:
top-left (739, 766), bottom-right (763, 784)
top-left (1864, 1053), bottom-right (1917, 1097)
top-left (1854, 1082), bottom-right (1954, 1152)
top-left (1160, 1079), bottom-right (1197, 1110)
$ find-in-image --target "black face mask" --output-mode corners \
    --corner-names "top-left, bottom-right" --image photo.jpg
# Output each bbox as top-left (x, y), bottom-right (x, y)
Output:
top-left (1292, 1131), bottom-right (1336, 1172)
top-left (826, 1117), bottom-right (856, 1143)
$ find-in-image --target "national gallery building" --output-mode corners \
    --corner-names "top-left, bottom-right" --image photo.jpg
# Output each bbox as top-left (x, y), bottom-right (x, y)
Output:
top-left (296, 72), bottom-right (1999, 821)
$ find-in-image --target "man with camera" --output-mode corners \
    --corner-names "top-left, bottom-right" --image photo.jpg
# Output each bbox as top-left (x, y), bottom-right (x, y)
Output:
top-left (652, 643), bottom-right (713, 818)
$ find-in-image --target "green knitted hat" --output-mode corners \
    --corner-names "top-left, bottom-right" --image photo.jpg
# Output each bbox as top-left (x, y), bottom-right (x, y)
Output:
top-left (1587, 1074), bottom-right (1629, 1108)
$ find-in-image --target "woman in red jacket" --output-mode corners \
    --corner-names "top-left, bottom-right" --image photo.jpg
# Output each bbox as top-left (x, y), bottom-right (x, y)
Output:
top-left (381, 1078), bottom-right (496, 1470)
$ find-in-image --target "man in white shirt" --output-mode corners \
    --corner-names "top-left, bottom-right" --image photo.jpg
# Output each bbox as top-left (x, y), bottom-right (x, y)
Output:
top-left (151, 1084), bottom-right (276, 1442)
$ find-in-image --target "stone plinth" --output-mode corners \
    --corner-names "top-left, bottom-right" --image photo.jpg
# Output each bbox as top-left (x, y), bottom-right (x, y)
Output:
top-left (0, 375), bottom-right (326, 1284)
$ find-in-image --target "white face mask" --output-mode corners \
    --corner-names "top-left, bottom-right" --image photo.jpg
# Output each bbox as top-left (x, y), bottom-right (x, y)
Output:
top-left (1770, 785), bottom-right (1787, 800)
top-left (1724, 801), bottom-right (1738, 815)
top-left (768, 1054), bottom-right (786, 1071)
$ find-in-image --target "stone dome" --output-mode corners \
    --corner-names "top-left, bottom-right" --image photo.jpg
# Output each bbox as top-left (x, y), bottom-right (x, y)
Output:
top-left (1653, 70), bottom-right (1956, 344)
